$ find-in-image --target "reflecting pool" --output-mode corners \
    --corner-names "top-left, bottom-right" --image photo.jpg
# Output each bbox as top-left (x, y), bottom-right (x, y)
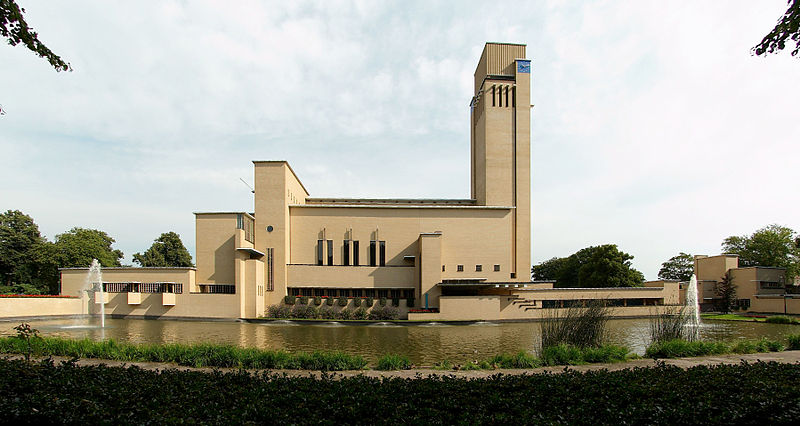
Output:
top-left (1, 317), bottom-right (797, 365)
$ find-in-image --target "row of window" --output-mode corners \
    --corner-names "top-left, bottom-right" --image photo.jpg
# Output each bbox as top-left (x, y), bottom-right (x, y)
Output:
top-left (317, 240), bottom-right (386, 267)
top-left (103, 282), bottom-right (183, 294)
top-left (445, 264), bottom-right (502, 272)
top-left (289, 288), bottom-right (414, 299)
top-left (541, 298), bottom-right (662, 308)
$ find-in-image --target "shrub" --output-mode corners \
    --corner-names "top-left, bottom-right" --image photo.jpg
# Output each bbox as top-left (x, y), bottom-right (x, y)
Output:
top-left (487, 351), bottom-right (541, 369)
top-left (540, 300), bottom-right (609, 350)
top-left (352, 307), bottom-right (369, 320)
top-left (337, 297), bottom-right (348, 307)
top-left (313, 296), bottom-right (322, 306)
top-left (433, 359), bottom-right (453, 370)
top-left (406, 297), bottom-right (414, 308)
top-left (787, 334), bottom-right (800, 350)
top-left (338, 309), bottom-right (352, 321)
top-left (765, 315), bottom-right (795, 324)
top-left (284, 295), bottom-right (295, 305)
top-left (369, 306), bottom-right (399, 320)
top-left (267, 304), bottom-right (292, 319)
top-left (319, 306), bottom-right (336, 320)
top-left (375, 354), bottom-right (412, 370)
top-left (298, 296), bottom-right (308, 305)
top-left (645, 339), bottom-right (729, 358)
top-left (351, 298), bottom-right (361, 308)
top-left (379, 297), bottom-right (387, 307)
top-left (365, 297), bottom-right (374, 307)
top-left (326, 297), bottom-right (334, 306)
top-left (291, 305), bottom-right (318, 319)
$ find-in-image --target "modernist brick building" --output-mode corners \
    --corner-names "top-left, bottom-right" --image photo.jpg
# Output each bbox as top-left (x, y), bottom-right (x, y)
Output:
top-left (61, 43), bottom-right (680, 320)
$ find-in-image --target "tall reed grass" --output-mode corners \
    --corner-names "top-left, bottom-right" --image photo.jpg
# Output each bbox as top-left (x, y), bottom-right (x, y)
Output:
top-left (649, 306), bottom-right (696, 343)
top-left (540, 300), bottom-right (610, 350)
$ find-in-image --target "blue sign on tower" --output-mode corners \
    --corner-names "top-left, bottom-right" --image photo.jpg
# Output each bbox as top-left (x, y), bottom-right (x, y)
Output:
top-left (517, 60), bottom-right (531, 74)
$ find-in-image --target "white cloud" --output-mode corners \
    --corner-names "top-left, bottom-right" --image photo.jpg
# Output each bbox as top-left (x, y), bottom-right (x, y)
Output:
top-left (1, 0), bottom-right (797, 278)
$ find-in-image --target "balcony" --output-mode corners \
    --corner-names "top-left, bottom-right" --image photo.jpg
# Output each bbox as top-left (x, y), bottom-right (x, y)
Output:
top-left (162, 293), bottom-right (176, 306)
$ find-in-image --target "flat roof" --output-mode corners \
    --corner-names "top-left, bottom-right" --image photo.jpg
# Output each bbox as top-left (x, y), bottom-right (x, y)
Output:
top-left (306, 198), bottom-right (477, 206)
top-left (194, 212), bottom-right (255, 220)
top-left (291, 204), bottom-right (513, 210)
top-left (59, 267), bottom-right (196, 271)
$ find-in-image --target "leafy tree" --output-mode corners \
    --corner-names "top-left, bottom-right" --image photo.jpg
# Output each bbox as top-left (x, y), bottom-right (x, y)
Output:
top-left (753, 0), bottom-right (800, 57)
top-left (722, 224), bottom-right (799, 278)
top-left (0, 209), bottom-right (43, 286)
top-left (531, 257), bottom-right (568, 281)
top-left (658, 252), bottom-right (694, 282)
top-left (531, 245), bottom-right (645, 288)
top-left (1, 0), bottom-right (71, 70)
top-left (53, 227), bottom-right (123, 268)
top-left (133, 232), bottom-right (194, 267)
top-left (715, 271), bottom-right (737, 314)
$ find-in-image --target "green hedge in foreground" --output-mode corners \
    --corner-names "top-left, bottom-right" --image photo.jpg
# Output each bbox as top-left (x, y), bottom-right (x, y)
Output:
top-left (0, 336), bottom-right (367, 370)
top-left (2, 358), bottom-right (800, 424)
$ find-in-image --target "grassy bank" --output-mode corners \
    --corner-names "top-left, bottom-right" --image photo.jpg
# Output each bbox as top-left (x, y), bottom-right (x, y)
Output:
top-left (0, 336), bottom-right (368, 370)
top-left (2, 358), bottom-right (799, 424)
top-left (646, 335), bottom-right (800, 358)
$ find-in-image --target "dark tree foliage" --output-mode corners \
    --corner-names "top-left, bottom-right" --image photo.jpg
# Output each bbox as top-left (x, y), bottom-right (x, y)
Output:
top-left (722, 224), bottom-right (799, 279)
top-left (715, 271), bottom-right (737, 314)
top-left (53, 227), bottom-right (124, 268)
top-left (0, 0), bottom-right (71, 70)
top-left (133, 232), bottom-right (194, 267)
top-left (531, 244), bottom-right (645, 288)
top-left (753, 0), bottom-right (800, 57)
top-left (0, 210), bottom-right (57, 293)
top-left (658, 252), bottom-right (694, 281)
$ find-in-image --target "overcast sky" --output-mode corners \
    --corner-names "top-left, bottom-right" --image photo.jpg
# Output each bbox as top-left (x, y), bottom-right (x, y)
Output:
top-left (1, 1), bottom-right (797, 279)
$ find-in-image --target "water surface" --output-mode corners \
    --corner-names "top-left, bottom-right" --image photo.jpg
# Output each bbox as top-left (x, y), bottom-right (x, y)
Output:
top-left (1, 317), bottom-right (796, 365)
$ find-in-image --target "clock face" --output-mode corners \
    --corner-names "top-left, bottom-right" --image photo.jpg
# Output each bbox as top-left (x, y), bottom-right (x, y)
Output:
top-left (517, 60), bottom-right (531, 74)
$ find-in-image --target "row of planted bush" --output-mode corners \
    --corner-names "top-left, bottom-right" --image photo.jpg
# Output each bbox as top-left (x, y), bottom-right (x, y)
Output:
top-left (4, 358), bottom-right (800, 424)
top-left (285, 295), bottom-right (414, 308)
top-left (267, 304), bottom-right (400, 320)
top-left (645, 335), bottom-right (800, 358)
top-left (378, 344), bottom-right (633, 371)
top-left (0, 336), bottom-right (368, 370)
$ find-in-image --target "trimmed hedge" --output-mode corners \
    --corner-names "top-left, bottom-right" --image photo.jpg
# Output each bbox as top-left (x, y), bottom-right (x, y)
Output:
top-left (3, 359), bottom-right (800, 424)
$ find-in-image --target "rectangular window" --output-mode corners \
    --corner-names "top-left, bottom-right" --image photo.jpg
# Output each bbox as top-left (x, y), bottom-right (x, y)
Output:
top-left (365, 288), bottom-right (375, 298)
top-left (352, 289), bottom-right (362, 297)
top-left (353, 241), bottom-right (360, 266)
top-left (313, 288), bottom-right (325, 297)
top-left (379, 241), bottom-right (386, 266)
top-left (390, 289), bottom-right (401, 298)
top-left (442, 265), bottom-right (445, 272)
top-left (510, 273), bottom-right (516, 279)
top-left (317, 240), bottom-right (323, 266)
top-left (327, 240), bottom-right (333, 265)
top-left (266, 248), bottom-right (274, 291)
top-left (378, 289), bottom-right (389, 298)
top-left (301, 288), bottom-right (312, 297)
top-left (402, 289), bottom-right (414, 298)
top-left (494, 264), bottom-right (500, 272)
top-left (343, 240), bottom-right (350, 266)
top-left (457, 265), bottom-right (464, 272)
top-left (369, 240), bottom-right (377, 266)
top-left (340, 289), bottom-right (350, 298)
top-left (476, 265), bottom-right (482, 272)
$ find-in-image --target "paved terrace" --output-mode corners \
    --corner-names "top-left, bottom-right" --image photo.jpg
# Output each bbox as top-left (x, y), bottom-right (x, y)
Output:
top-left (4, 350), bottom-right (800, 379)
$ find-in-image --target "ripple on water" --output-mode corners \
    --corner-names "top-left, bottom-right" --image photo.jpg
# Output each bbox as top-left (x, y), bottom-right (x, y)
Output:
top-left (264, 320), bottom-right (298, 326)
top-left (315, 321), bottom-right (344, 327)
top-left (469, 321), bottom-right (499, 327)
top-left (418, 322), bottom-right (451, 327)
top-left (368, 322), bottom-right (400, 327)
